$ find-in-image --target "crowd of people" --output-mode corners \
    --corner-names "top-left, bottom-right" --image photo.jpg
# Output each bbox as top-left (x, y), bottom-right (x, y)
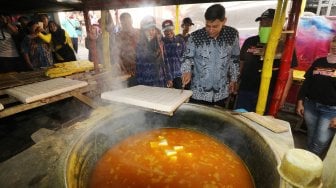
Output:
top-left (0, 4), bottom-right (335, 159)
top-left (0, 13), bottom-right (81, 73)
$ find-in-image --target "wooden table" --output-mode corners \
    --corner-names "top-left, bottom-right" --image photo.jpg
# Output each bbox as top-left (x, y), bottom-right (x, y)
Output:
top-left (0, 70), bottom-right (49, 90)
top-left (0, 70), bottom-right (126, 118)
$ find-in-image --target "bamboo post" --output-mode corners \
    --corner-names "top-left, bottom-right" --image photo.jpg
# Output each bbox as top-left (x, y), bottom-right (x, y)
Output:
top-left (255, 0), bottom-right (288, 115)
top-left (175, 5), bottom-right (180, 35)
top-left (101, 10), bottom-right (111, 70)
top-left (269, 0), bottom-right (302, 116)
top-left (301, 0), bottom-right (307, 16)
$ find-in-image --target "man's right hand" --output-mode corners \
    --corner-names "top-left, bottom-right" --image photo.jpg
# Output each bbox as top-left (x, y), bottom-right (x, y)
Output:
top-left (181, 72), bottom-right (191, 86)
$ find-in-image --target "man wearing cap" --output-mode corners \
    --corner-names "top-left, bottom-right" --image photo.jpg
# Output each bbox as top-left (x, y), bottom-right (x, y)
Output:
top-left (135, 15), bottom-right (167, 87)
top-left (181, 4), bottom-right (240, 107)
top-left (235, 8), bottom-right (297, 113)
top-left (161, 19), bottom-right (186, 89)
top-left (177, 17), bottom-right (194, 42)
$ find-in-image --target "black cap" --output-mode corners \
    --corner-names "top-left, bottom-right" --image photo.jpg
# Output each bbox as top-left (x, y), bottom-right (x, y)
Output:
top-left (181, 17), bottom-right (194, 26)
top-left (255, 9), bottom-right (275, 22)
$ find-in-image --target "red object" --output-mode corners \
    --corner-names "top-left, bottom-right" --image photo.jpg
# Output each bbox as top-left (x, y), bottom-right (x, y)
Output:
top-left (268, 0), bottom-right (302, 116)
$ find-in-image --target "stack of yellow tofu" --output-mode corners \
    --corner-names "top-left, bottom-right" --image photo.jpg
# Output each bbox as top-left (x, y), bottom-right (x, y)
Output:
top-left (45, 60), bottom-right (94, 78)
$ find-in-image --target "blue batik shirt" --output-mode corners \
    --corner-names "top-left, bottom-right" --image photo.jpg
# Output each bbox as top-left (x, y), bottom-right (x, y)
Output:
top-left (181, 26), bottom-right (240, 102)
top-left (136, 32), bottom-right (166, 87)
top-left (162, 35), bottom-right (186, 81)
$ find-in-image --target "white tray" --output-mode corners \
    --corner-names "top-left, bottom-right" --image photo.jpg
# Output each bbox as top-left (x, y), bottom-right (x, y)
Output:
top-left (101, 85), bottom-right (193, 116)
top-left (5, 78), bottom-right (88, 103)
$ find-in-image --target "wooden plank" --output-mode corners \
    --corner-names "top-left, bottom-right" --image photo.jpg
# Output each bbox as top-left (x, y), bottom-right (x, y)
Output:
top-left (0, 96), bottom-right (18, 105)
top-left (0, 70), bottom-right (49, 90)
top-left (14, 70), bottom-right (46, 80)
top-left (101, 85), bottom-right (193, 116)
top-left (5, 78), bottom-right (88, 103)
top-left (240, 112), bottom-right (289, 133)
top-left (71, 92), bottom-right (99, 109)
top-left (0, 80), bottom-right (24, 90)
top-left (0, 92), bottom-right (74, 118)
top-left (0, 85), bottom-right (95, 118)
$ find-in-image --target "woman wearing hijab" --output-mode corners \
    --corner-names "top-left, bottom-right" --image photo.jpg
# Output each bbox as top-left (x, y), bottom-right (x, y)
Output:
top-left (296, 36), bottom-right (336, 158)
top-left (48, 21), bottom-right (76, 63)
top-left (135, 16), bottom-right (167, 87)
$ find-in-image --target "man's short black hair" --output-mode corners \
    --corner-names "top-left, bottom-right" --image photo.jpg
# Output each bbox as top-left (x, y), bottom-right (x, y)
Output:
top-left (205, 4), bottom-right (226, 21)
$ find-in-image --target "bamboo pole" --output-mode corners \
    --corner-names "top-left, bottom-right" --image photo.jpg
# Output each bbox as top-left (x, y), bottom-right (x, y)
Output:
top-left (269, 0), bottom-right (302, 116)
top-left (301, 0), bottom-right (307, 16)
top-left (255, 0), bottom-right (288, 115)
top-left (101, 10), bottom-right (111, 70)
top-left (175, 5), bottom-right (180, 35)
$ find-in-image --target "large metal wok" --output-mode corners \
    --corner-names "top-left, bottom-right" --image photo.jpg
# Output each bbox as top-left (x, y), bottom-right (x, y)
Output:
top-left (65, 103), bottom-right (280, 188)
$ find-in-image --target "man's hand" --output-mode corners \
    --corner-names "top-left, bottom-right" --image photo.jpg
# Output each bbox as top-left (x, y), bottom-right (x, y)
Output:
top-left (167, 80), bottom-right (173, 88)
top-left (181, 72), bottom-right (191, 86)
top-left (296, 100), bottom-right (304, 117)
top-left (330, 117), bottom-right (336, 128)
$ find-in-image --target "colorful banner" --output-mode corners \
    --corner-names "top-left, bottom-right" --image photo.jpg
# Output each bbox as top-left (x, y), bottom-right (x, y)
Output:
top-left (296, 16), bottom-right (336, 70)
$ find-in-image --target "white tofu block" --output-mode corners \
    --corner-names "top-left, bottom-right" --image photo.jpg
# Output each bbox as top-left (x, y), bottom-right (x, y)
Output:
top-left (5, 78), bottom-right (88, 103)
top-left (101, 85), bottom-right (193, 116)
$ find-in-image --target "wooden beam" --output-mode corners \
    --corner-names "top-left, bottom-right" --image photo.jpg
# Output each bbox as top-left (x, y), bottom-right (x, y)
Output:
top-left (71, 92), bottom-right (99, 109)
top-left (0, 96), bottom-right (18, 105)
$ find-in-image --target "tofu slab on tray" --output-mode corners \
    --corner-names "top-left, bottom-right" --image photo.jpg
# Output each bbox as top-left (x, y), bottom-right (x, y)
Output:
top-left (101, 85), bottom-right (193, 116)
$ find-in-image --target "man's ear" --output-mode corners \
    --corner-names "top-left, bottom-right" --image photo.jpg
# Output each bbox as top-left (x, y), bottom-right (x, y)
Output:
top-left (223, 17), bottom-right (227, 25)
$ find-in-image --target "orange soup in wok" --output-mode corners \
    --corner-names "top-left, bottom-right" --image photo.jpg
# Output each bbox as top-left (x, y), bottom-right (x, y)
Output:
top-left (89, 128), bottom-right (254, 188)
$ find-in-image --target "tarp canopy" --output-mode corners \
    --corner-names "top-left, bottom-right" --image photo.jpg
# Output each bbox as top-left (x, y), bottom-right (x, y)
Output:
top-left (0, 0), bottom-right (271, 13)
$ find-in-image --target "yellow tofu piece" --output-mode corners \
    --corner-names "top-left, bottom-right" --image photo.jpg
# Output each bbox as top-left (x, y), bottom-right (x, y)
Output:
top-left (165, 149), bottom-right (177, 156)
top-left (173, 146), bottom-right (184, 151)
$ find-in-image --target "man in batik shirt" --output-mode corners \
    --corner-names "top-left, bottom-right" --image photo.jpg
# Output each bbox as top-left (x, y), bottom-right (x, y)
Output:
top-left (181, 4), bottom-right (240, 107)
